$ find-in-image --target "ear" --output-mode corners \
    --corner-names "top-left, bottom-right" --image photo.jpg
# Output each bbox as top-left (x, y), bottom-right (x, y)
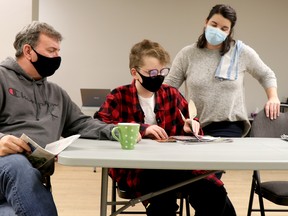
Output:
top-left (23, 44), bottom-right (33, 60)
top-left (131, 68), bottom-right (142, 82)
top-left (131, 68), bottom-right (137, 77)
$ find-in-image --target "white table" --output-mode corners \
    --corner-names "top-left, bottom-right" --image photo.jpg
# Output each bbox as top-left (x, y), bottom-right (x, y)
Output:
top-left (58, 138), bottom-right (288, 215)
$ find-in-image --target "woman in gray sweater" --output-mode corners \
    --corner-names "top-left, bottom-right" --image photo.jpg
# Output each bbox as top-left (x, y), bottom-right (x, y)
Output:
top-left (164, 4), bottom-right (280, 137)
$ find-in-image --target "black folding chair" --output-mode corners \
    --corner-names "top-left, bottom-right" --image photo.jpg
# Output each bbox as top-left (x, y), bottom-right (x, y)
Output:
top-left (108, 179), bottom-right (190, 215)
top-left (247, 109), bottom-right (288, 216)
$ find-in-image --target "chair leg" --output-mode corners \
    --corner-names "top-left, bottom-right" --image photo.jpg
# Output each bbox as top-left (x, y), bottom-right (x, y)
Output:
top-left (247, 172), bottom-right (256, 216)
top-left (254, 171), bottom-right (265, 216)
top-left (256, 185), bottom-right (265, 216)
top-left (178, 196), bottom-right (184, 216)
top-left (185, 195), bottom-right (190, 216)
top-left (247, 171), bottom-right (267, 216)
top-left (177, 194), bottom-right (190, 216)
top-left (111, 180), bottom-right (117, 213)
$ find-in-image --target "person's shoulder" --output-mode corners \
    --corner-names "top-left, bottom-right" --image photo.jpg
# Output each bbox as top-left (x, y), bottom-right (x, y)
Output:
top-left (0, 57), bottom-right (17, 74)
top-left (235, 41), bottom-right (260, 62)
top-left (237, 40), bottom-right (257, 55)
top-left (176, 43), bottom-right (199, 59)
top-left (110, 84), bottom-right (132, 94)
top-left (179, 43), bottom-right (197, 52)
top-left (161, 84), bottom-right (182, 94)
top-left (109, 84), bottom-right (137, 99)
top-left (158, 84), bottom-right (186, 101)
top-left (108, 84), bottom-right (136, 103)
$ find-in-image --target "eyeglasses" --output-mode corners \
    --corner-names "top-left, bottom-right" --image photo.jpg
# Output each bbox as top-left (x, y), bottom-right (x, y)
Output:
top-left (136, 67), bottom-right (170, 77)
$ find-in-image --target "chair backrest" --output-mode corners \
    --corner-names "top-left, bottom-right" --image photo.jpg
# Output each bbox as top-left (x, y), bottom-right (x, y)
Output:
top-left (250, 109), bottom-right (288, 137)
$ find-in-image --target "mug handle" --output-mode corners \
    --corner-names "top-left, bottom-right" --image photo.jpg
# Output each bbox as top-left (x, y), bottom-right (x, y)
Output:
top-left (111, 127), bottom-right (120, 141)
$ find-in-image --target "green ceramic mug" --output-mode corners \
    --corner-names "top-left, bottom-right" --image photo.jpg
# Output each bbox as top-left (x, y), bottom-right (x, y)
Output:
top-left (111, 123), bottom-right (140, 150)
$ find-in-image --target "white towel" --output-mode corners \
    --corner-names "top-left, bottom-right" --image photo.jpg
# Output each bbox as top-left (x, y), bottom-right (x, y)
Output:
top-left (215, 40), bottom-right (243, 80)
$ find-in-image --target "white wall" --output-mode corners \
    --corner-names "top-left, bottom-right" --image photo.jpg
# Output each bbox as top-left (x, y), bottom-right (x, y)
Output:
top-left (0, 0), bottom-right (32, 60)
top-left (2, 1), bottom-right (287, 115)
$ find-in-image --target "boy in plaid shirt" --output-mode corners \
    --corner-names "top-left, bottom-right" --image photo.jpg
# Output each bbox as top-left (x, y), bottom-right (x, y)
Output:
top-left (94, 39), bottom-right (236, 216)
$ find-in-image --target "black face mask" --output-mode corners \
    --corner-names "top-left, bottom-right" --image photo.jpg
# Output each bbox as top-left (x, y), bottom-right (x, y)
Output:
top-left (137, 71), bottom-right (164, 92)
top-left (30, 47), bottom-right (61, 78)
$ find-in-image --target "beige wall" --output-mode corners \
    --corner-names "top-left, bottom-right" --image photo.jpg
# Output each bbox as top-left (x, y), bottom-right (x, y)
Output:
top-left (1, 1), bottom-right (287, 115)
top-left (0, 0), bottom-right (32, 60)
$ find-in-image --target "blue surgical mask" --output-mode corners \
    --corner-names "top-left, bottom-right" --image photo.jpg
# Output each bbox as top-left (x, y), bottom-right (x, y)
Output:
top-left (205, 25), bottom-right (228, 46)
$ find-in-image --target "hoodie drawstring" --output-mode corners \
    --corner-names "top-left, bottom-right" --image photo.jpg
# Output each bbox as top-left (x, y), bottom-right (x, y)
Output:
top-left (42, 82), bottom-right (58, 118)
top-left (32, 81), bottom-right (40, 121)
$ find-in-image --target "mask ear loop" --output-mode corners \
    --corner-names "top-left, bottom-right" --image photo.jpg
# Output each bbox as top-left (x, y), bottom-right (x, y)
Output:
top-left (133, 67), bottom-right (144, 85)
top-left (30, 46), bottom-right (38, 55)
top-left (28, 45), bottom-right (40, 65)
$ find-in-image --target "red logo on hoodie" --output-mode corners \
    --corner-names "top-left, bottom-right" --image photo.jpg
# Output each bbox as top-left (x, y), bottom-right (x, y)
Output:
top-left (8, 88), bottom-right (21, 98)
top-left (8, 88), bottom-right (16, 96)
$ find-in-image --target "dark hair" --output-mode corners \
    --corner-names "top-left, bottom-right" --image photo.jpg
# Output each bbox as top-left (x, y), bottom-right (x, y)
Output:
top-left (197, 4), bottom-right (237, 56)
top-left (129, 39), bottom-right (170, 69)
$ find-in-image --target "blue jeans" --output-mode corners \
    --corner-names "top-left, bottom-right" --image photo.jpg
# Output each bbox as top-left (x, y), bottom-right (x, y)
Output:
top-left (0, 154), bottom-right (57, 216)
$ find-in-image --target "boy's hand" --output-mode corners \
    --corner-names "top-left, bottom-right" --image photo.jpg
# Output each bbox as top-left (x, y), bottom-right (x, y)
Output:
top-left (183, 119), bottom-right (200, 135)
top-left (137, 132), bottom-right (142, 142)
top-left (145, 125), bottom-right (168, 140)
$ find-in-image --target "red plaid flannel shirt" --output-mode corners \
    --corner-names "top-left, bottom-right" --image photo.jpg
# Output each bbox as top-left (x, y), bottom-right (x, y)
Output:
top-left (94, 80), bottom-right (223, 190)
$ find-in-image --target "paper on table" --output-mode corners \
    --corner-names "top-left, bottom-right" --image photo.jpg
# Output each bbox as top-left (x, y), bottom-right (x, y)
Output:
top-left (281, 134), bottom-right (288, 141)
top-left (170, 135), bottom-right (233, 144)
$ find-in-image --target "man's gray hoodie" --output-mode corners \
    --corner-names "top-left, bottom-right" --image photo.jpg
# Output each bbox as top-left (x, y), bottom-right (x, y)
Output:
top-left (0, 57), bottom-right (114, 147)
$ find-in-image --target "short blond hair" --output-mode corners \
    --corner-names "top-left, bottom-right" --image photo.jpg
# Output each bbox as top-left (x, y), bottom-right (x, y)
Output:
top-left (129, 39), bottom-right (170, 69)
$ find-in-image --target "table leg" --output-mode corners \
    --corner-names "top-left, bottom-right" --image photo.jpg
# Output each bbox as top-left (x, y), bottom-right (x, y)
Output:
top-left (100, 168), bottom-right (108, 216)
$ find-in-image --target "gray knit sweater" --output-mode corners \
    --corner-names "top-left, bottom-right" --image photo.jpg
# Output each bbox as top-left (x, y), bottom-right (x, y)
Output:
top-left (164, 42), bottom-right (277, 136)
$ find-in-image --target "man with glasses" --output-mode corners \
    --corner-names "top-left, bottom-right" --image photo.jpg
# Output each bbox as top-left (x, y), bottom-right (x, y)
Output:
top-left (94, 39), bottom-right (236, 216)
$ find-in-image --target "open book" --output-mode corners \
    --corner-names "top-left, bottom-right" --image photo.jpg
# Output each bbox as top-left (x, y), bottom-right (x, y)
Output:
top-left (20, 134), bottom-right (80, 169)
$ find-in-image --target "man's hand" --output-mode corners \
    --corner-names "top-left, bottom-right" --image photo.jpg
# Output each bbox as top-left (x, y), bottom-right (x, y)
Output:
top-left (0, 135), bottom-right (31, 156)
top-left (144, 125), bottom-right (168, 140)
